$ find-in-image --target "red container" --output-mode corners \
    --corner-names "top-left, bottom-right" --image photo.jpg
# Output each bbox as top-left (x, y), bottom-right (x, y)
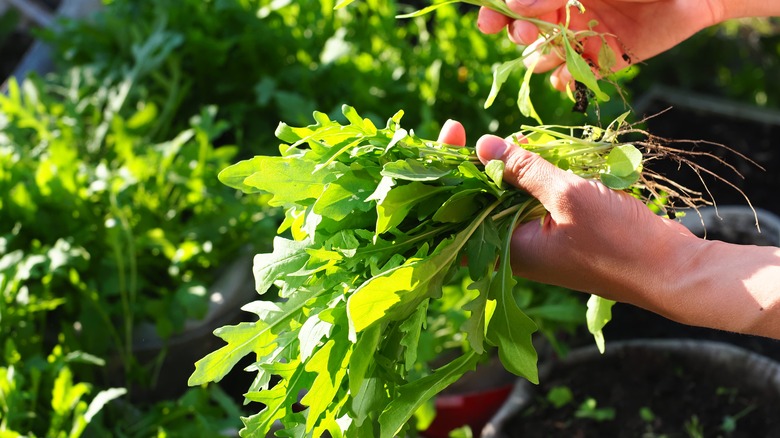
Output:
top-left (422, 383), bottom-right (514, 438)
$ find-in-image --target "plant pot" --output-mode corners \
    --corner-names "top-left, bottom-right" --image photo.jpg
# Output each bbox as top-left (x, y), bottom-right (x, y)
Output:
top-left (483, 339), bottom-right (780, 437)
top-left (108, 253), bottom-right (257, 403)
top-left (422, 355), bottom-right (516, 438)
top-left (678, 205), bottom-right (780, 246)
top-left (0, 0), bottom-right (102, 91)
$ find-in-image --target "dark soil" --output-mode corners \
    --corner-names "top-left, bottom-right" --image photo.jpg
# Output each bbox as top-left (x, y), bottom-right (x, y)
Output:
top-left (505, 346), bottom-right (780, 437)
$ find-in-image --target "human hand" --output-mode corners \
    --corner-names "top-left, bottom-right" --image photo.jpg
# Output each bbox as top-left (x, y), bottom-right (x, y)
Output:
top-left (477, 0), bottom-right (726, 92)
top-left (439, 119), bottom-right (780, 338)
top-left (437, 119), bottom-right (695, 306)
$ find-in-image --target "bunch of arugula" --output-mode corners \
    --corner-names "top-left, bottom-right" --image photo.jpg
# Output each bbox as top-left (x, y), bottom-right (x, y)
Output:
top-left (188, 104), bottom-right (644, 437)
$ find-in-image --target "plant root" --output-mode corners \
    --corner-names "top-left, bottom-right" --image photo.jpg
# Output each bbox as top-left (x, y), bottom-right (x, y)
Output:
top-left (622, 121), bottom-right (762, 232)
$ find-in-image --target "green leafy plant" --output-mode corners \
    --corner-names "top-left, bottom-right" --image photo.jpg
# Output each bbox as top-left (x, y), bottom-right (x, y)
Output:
top-left (0, 74), bottom-right (273, 371)
top-left (547, 386), bottom-right (575, 409)
top-left (0, 341), bottom-right (125, 437)
top-left (3, 0), bottom-right (607, 435)
top-left (188, 104), bottom-right (680, 437)
top-left (0, 68), bottom-right (275, 434)
top-left (46, 0), bottom-right (603, 148)
top-left (684, 415), bottom-right (705, 438)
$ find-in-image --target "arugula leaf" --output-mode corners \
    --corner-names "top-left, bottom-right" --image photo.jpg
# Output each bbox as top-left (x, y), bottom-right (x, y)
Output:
top-left (378, 352), bottom-right (479, 438)
top-left (188, 286), bottom-right (322, 386)
top-left (241, 361), bottom-right (313, 438)
top-left (395, 0), bottom-right (461, 18)
top-left (462, 276), bottom-right (491, 354)
top-left (375, 183), bottom-right (449, 234)
top-left (518, 55), bottom-right (543, 124)
top-left (432, 189), bottom-right (485, 224)
top-left (562, 36), bottom-right (609, 101)
top-left (350, 199), bottom-right (500, 335)
top-left (464, 217), bottom-right (501, 281)
top-left (399, 298), bottom-right (429, 370)
top-left (381, 159), bottom-right (453, 181)
top-left (334, 0), bottom-right (357, 9)
top-left (300, 338), bottom-right (351, 432)
top-left (485, 160), bottom-right (505, 189)
top-left (586, 295), bottom-right (616, 354)
top-left (484, 58), bottom-right (523, 109)
top-left (249, 157), bottom-right (343, 207)
top-left (253, 237), bottom-right (311, 295)
top-left (313, 170), bottom-right (376, 222)
top-left (485, 209), bottom-right (539, 383)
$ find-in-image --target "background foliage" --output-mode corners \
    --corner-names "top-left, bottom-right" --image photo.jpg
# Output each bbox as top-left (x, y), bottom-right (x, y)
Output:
top-left (1, 0), bottom-right (778, 436)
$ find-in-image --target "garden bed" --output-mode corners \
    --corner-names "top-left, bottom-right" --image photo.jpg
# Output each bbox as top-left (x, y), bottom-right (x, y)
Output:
top-left (499, 341), bottom-right (780, 437)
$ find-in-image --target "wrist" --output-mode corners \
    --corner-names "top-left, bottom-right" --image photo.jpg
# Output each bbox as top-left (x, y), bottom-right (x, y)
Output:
top-left (621, 225), bottom-right (706, 321)
top-left (649, 234), bottom-right (780, 337)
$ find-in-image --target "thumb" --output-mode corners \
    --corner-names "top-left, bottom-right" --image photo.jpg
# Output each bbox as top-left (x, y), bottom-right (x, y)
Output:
top-left (476, 134), bottom-right (579, 208)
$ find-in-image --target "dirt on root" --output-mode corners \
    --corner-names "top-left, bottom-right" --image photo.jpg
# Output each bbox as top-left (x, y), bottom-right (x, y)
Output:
top-left (504, 346), bottom-right (780, 438)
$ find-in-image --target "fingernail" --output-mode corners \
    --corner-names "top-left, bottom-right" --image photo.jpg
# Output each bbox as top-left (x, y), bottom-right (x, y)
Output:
top-left (477, 135), bottom-right (509, 161)
top-left (437, 120), bottom-right (454, 143)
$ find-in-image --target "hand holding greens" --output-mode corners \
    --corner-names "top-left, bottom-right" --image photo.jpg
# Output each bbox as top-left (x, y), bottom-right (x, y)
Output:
top-left (189, 105), bottom-right (650, 437)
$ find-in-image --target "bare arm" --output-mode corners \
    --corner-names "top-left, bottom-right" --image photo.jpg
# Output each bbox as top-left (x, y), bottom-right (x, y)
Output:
top-left (656, 239), bottom-right (780, 339)
top-left (723, 0), bottom-right (780, 19)
top-left (438, 120), bottom-right (780, 340)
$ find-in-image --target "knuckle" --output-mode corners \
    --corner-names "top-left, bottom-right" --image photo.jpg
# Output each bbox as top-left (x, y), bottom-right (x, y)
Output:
top-left (503, 148), bottom-right (543, 186)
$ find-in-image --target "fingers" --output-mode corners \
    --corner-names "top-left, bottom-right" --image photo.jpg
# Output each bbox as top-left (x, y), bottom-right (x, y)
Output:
top-left (475, 134), bottom-right (578, 208)
top-left (523, 39), bottom-right (564, 73)
top-left (437, 119), bottom-right (466, 147)
top-left (505, 0), bottom-right (568, 17)
top-left (507, 20), bottom-right (539, 45)
top-left (550, 64), bottom-right (574, 92)
top-left (477, 7), bottom-right (510, 34)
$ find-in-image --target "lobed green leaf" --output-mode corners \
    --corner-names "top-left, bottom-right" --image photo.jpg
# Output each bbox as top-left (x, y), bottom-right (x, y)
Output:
top-left (378, 352), bottom-right (480, 438)
top-left (485, 209), bottom-right (539, 383)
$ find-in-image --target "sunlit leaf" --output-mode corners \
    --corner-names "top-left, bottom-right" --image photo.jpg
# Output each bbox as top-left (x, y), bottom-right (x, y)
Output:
top-left (586, 295), bottom-right (615, 353)
top-left (561, 35), bottom-right (609, 101)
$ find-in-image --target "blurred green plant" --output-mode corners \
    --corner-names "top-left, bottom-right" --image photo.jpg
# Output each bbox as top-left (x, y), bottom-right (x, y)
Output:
top-left (0, 73), bottom-right (273, 364)
top-left (0, 69), bottom-right (273, 434)
top-left (0, 341), bottom-right (126, 437)
top-left (43, 0), bottom-right (612, 149)
top-left (627, 18), bottom-right (780, 109)
top-left (0, 0), bottom-right (654, 434)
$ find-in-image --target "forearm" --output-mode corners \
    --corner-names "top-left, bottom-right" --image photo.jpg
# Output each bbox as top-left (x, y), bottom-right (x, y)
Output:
top-left (721, 0), bottom-right (780, 19)
top-left (638, 236), bottom-right (780, 339)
